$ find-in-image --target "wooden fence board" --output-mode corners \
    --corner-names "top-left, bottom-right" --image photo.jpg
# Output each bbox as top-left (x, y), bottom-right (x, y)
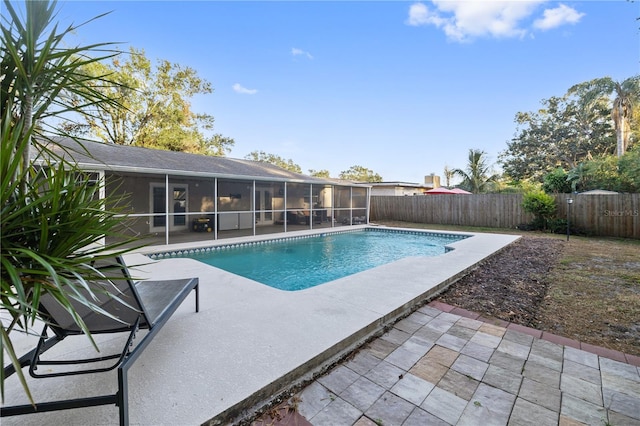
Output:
top-left (370, 193), bottom-right (639, 239)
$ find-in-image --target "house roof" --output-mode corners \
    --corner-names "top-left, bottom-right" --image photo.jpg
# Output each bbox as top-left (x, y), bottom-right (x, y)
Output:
top-left (367, 182), bottom-right (429, 188)
top-left (35, 137), bottom-right (355, 186)
top-left (579, 189), bottom-right (619, 195)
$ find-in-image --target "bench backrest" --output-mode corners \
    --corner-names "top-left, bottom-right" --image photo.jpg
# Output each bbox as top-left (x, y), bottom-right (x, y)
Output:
top-left (38, 257), bottom-right (150, 338)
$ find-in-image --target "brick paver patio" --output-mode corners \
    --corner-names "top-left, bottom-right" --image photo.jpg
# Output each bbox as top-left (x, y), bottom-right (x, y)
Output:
top-left (257, 301), bottom-right (640, 426)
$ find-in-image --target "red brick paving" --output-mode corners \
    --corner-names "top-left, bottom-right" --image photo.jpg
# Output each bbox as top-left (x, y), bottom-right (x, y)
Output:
top-left (428, 300), bottom-right (454, 312)
top-left (625, 353), bottom-right (640, 367)
top-left (581, 342), bottom-right (627, 363)
top-left (450, 307), bottom-right (481, 319)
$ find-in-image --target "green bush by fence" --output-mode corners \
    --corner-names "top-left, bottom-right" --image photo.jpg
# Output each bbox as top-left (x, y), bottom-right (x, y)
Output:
top-left (370, 193), bottom-right (639, 239)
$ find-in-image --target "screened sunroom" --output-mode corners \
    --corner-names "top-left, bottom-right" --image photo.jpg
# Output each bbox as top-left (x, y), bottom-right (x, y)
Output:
top-left (42, 139), bottom-right (370, 246)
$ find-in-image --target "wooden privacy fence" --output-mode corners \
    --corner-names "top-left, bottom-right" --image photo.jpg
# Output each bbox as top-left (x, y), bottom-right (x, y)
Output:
top-left (370, 193), bottom-right (640, 239)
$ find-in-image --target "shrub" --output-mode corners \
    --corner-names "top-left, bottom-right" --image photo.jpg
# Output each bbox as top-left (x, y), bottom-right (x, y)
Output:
top-left (522, 190), bottom-right (556, 230)
top-left (543, 168), bottom-right (572, 193)
top-left (548, 218), bottom-right (567, 234)
top-left (569, 150), bottom-right (640, 193)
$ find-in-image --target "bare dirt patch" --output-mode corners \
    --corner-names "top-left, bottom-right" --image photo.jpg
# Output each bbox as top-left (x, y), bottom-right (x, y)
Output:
top-left (437, 236), bottom-right (562, 326)
top-left (437, 234), bottom-right (640, 356)
top-left (377, 221), bottom-right (640, 357)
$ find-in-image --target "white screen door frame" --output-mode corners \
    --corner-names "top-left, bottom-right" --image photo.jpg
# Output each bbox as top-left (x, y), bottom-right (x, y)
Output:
top-left (149, 183), bottom-right (189, 233)
top-left (255, 186), bottom-right (274, 226)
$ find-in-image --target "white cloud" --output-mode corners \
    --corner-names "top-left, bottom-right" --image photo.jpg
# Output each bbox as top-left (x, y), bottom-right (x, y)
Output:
top-left (407, 2), bottom-right (448, 27)
top-left (232, 83), bottom-right (257, 95)
top-left (533, 4), bottom-right (584, 30)
top-left (292, 47), bottom-right (313, 59)
top-left (406, 1), bottom-right (583, 42)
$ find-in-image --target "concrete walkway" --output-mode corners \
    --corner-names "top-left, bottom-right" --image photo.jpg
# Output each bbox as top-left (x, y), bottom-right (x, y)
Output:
top-left (284, 301), bottom-right (640, 426)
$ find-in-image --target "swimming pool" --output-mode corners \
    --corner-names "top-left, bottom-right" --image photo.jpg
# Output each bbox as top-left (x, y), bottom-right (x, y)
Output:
top-left (157, 229), bottom-right (467, 291)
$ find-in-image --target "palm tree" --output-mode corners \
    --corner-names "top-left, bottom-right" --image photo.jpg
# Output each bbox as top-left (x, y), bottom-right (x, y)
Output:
top-left (611, 77), bottom-right (639, 157)
top-left (2, 0), bottom-right (137, 402)
top-left (452, 149), bottom-right (499, 193)
top-left (443, 165), bottom-right (455, 188)
top-left (569, 76), bottom-right (640, 158)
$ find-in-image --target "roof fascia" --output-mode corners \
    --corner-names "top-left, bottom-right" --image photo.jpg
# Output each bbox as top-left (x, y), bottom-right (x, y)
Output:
top-left (33, 159), bottom-right (361, 187)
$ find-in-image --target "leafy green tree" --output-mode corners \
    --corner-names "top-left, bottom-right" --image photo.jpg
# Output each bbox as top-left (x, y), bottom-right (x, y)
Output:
top-left (500, 89), bottom-right (615, 182)
top-left (2, 0), bottom-right (137, 402)
top-left (245, 151), bottom-right (302, 173)
top-left (580, 156), bottom-right (621, 192)
top-left (522, 190), bottom-right (556, 230)
top-left (63, 47), bottom-right (234, 155)
top-left (618, 148), bottom-right (640, 190)
top-left (452, 149), bottom-right (499, 193)
top-left (566, 163), bottom-right (588, 193)
top-left (542, 168), bottom-right (572, 194)
top-left (569, 76), bottom-right (640, 158)
top-left (568, 149), bottom-right (640, 193)
top-left (339, 165), bottom-right (382, 182)
top-left (309, 169), bottom-right (331, 178)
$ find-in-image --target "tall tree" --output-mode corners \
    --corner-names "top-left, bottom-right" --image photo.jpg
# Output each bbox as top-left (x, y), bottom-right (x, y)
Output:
top-left (245, 151), bottom-right (302, 173)
top-left (339, 165), bottom-right (382, 182)
top-left (309, 169), bottom-right (331, 178)
top-left (569, 76), bottom-right (640, 158)
top-left (500, 86), bottom-right (616, 181)
top-left (63, 47), bottom-right (234, 155)
top-left (443, 165), bottom-right (455, 188)
top-left (453, 149), bottom-right (499, 193)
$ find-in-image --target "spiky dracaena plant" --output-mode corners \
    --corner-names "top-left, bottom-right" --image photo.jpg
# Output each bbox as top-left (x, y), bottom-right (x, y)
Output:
top-left (1, 0), bottom-right (139, 403)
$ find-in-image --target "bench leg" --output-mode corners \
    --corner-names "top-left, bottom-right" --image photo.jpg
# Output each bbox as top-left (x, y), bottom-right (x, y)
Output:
top-left (118, 368), bottom-right (129, 426)
top-left (195, 284), bottom-right (200, 313)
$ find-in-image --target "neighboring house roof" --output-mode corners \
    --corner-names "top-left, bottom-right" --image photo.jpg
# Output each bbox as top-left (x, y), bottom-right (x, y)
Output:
top-left (35, 137), bottom-right (355, 186)
top-left (579, 189), bottom-right (619, 195)
top-left (365, 182), bottom-right (432, 189)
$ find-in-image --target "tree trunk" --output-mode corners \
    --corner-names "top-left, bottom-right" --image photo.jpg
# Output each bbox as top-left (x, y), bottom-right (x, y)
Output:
top-left (614, 102), bottom-right (626, 158)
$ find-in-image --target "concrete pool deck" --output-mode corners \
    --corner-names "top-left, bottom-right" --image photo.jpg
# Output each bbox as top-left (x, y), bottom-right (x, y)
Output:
top-left (3, 226), bottom-right (551, 424)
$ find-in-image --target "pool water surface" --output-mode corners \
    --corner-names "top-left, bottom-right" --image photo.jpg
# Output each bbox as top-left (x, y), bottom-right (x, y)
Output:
top-left (177, 229), bottom-right (466, 291)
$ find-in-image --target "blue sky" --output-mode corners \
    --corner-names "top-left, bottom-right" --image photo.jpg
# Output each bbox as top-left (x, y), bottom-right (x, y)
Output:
top-left (56, 1), bottom-right (638, 183)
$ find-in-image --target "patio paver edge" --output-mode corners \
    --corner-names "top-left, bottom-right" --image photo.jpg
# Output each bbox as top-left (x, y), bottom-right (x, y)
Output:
top-left (428, 301), bottom-right (639, 366)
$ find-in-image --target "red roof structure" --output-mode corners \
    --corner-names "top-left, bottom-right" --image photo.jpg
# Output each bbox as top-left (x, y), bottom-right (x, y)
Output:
top-left (449, 188), bottom-right (472, 194)
top-left (425, 187), bottom-right (455, 195)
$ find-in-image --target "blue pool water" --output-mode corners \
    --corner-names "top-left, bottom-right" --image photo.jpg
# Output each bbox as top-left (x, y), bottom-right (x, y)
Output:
top-left (176, 229), bottom-right (466, 291)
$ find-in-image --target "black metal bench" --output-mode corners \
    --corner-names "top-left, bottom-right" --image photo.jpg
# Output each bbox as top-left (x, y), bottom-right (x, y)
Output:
top-left (1, 256), bottom-right (199, 425)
